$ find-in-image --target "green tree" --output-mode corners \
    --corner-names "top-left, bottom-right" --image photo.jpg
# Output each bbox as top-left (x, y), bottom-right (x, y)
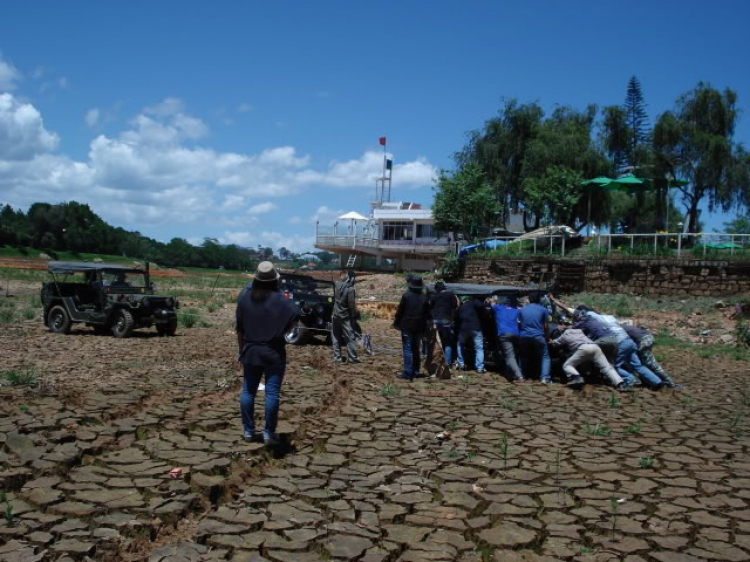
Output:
top-left (653, 82), bottom-right (749, 232)
top-left (523, 166), bottom-right (584, 226)
top-left (278, 247), bottom-right (291, 260)
top-left (602, 105), bottom-right (631, 174)
top-left (433, 162), bottom-right (501, 241)
top-left (521, 105), bottom-right (610, 229)
top-left (456, 99), bottom-right (544, 226)
top-left (624, 76), bottom-right (651, 157)
top-left (722, 215), bottom-right (750, 234)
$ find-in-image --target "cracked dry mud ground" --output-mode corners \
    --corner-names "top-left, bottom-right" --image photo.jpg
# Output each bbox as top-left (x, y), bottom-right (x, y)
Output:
top-left (2, 310), bottom-right (750, 562)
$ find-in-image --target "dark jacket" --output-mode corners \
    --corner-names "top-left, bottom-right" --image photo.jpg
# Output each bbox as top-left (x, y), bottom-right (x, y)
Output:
top-left (394, 289), bottom-right (430, 333)
top-left (456, 299), bottom-right (485, 334)
top-left (332, 279), bottom-right (357, 320)
top-left (236, 291), bottom-right (300, 365)
top-left (429, 289), bottom-right (458, 322)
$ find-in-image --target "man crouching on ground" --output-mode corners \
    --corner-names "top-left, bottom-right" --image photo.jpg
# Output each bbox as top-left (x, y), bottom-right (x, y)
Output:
top-left (236, 261), bottom-right (300, 446)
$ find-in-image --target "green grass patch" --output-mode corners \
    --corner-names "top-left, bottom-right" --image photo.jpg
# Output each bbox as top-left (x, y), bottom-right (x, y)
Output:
top-left (1, 367), bottom-right (38, 386)
top-left (583, 422), bottom-right (611, 437)
top-left (178, 308), bottom-right (200, 328)
top-left (377, 383), bottom-right (400, 398)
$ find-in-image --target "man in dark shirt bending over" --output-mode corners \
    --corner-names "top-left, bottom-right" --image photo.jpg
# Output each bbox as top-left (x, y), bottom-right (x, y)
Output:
top-left (456, 295), bottom-right (487, 373)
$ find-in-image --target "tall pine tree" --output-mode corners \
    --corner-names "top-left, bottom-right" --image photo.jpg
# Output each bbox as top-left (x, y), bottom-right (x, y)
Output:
top-left (624, 76), bottom-right (650, 159)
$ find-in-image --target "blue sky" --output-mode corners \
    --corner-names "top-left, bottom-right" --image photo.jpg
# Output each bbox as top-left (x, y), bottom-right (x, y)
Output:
top-left (1, 1), bottom-right (748, 251)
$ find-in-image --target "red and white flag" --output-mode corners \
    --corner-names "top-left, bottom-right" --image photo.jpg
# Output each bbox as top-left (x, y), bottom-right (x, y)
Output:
top-left (379, 136), bottom-right (387, 146)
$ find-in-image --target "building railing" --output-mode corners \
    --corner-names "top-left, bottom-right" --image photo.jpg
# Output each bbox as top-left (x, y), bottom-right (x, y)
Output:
top-left (317, 230), bottom-right (750, 259)
top-left (471, 232), bottom-right (750, 260)
top-left (316, 234), bottom-right (452, 251)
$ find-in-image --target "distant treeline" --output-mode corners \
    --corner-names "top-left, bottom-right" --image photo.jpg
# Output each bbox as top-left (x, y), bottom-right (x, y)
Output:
top-left (0, 201), bottom-right (334, 270)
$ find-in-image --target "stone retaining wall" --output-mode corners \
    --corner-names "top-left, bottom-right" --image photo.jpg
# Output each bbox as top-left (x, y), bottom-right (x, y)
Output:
top-left (462, 257), bottom-right (750, 296)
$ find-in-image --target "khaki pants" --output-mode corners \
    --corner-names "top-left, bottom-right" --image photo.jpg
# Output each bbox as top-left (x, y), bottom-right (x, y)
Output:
top-left (563, 344), bottom-right (623, 386)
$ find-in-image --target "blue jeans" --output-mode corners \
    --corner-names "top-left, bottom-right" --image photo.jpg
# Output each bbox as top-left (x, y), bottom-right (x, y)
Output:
top-left (615, 338), bottom-right (662, 387)
top-left (433, 319), bottom-right (454, 365)
top-left (401, 330), bottom-right (423, 378)
top-left (457, 330), bottom-right (484, 371)
top-left (240, 362), bottom-right (284, 438)
top-left (520, 335), bottom-right (551, 381)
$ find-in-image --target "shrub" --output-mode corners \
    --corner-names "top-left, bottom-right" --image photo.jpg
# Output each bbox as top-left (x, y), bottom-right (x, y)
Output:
top-left (178, 309), bottom-right (199, 328)
top-left (2, 367), bottom-right (38, 386)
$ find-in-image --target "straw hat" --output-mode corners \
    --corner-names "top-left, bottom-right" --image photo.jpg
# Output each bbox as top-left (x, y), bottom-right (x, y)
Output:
top-left (253, 261), bottom-right (280, 282)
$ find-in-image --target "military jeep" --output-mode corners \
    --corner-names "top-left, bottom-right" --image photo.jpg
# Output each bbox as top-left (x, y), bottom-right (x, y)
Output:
top-left (41, 261), bottom-right (179, 338)
top-left (279, 273), bottom-right (335, 345)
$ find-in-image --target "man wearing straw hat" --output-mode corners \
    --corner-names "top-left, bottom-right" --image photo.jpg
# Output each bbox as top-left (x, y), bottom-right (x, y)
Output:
top-left (236, 261), bottom-right (300, 446)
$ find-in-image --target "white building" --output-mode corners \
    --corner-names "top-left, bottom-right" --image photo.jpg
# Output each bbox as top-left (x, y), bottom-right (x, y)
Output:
top-left (315, 202), bottom-right (453, 271)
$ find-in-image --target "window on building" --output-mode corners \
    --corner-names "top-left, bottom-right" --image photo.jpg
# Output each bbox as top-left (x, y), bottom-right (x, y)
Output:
top-left (416, 224), bottom-right (441, 239)
top-left (382, 222), bottom-right (413, 241)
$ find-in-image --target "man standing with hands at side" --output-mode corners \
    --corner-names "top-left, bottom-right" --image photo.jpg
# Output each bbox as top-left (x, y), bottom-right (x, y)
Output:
top-left (332, 269), bottom-right (360, 365)
top-left (236, 261), bottom-right (300, 447)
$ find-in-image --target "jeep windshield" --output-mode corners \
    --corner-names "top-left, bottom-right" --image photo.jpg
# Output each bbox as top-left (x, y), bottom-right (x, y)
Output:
top-left (102, 271), bottom-right (147, 289)
top-left (281, 276), bottom-right (334, 296)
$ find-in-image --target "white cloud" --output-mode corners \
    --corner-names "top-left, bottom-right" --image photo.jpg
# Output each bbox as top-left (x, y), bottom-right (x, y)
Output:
top-left (321, 150), bottom-right (437, 189)
top-left (0, 54), bottom-right (21, 91)
top-left (144, 97), bottom-right (185, 116)
top-left (0, 93), bottom-right (59, 160)
top-left (221, 230), bottom-right (315, 253)
top-left (0, 93), bottom-right (437, 234)
top-left (84, 108), bottom-right (100, 128)
top-left (247, 202), bottom-right (278, 215)
top-left (237, 103), bottom-right (253, 113)
top-left (57, 76), bottom-right (69, 90)
top-left (288, 215), bottom-right (302, 224)
top-left (310, 205), bottom-right (344, 224)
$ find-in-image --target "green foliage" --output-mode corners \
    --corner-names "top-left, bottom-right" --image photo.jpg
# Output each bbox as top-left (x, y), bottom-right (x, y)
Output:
top-left (0, 492), bottom-right (14, 527)
top-left (432, 162), bottom-right (501, 240)
top-left (1, 367), bottom-right (38, 387)
top-left (178, 308), bottom-right (200, 328)
top-left (606, 393), bottom-right (620, 409)
top-left (653, 82), bottom-right (748, 232)
top-left (626, 418), bottom-right (644, 435)
top-left (584, 423), bottom-right (611, 437)
top-left (523, 166), bottom-right (584, 226)
top-left (377, 383), bottom-right (400, 398)
top-left (0, 202), bottom-right (262, 270)
top-left (722, 215), bottom-right (750, 235)
top-left (638, 457), bottom-right (655, 469)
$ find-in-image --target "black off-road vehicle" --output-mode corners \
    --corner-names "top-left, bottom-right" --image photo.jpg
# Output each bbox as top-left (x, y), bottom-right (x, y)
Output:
top-left (280, 273), bottom-right (335, 345)
top-left (41, 261), bottom-right (179, 338)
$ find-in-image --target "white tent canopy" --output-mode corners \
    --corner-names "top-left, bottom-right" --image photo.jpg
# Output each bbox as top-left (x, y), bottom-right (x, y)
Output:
top-left (338, 211), bottom-right (368, 221)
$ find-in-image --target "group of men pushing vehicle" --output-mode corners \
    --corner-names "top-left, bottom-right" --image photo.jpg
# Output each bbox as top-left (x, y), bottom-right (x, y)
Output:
top-left (235, 263), bottom-right (680, 447)
top-left (327, 270), bottom-right (679, 390)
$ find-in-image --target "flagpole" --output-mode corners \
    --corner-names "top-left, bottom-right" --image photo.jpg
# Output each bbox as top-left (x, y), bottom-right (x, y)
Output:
top-left (382, 138), bottom-right (387, 202)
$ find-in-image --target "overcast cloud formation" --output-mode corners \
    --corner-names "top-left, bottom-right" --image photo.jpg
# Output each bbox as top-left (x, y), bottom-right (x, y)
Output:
top-left (0, 83), bottom-right (437, 252)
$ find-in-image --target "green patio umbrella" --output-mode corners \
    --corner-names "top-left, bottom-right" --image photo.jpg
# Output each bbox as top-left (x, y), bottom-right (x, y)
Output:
top-left (604, 174), bottom-right (650, 192)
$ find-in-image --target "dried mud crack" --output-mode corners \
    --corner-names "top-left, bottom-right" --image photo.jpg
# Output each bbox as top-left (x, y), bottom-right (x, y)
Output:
top-left (2, 311), bottom-right (750, 562)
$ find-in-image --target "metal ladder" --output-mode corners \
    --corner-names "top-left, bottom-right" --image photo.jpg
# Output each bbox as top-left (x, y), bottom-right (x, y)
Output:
top-left (346, 254), bottom-right (357, 268)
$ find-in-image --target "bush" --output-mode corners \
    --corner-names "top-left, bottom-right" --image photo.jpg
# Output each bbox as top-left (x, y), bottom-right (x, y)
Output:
top-left (178, 308), bottom-right (200, 328)
top-left (2, 367), bottom-right (38, 386)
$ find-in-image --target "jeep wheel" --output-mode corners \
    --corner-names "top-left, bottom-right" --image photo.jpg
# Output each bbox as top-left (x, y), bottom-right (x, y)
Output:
top-left (156, 319), bottom-right (177, 337)
top-left (284, 326), bottom-right (310, 345)
top-left (48, 305), bottom-right (71, 334)
top-left (112, 309), bottom-right (135, 338)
